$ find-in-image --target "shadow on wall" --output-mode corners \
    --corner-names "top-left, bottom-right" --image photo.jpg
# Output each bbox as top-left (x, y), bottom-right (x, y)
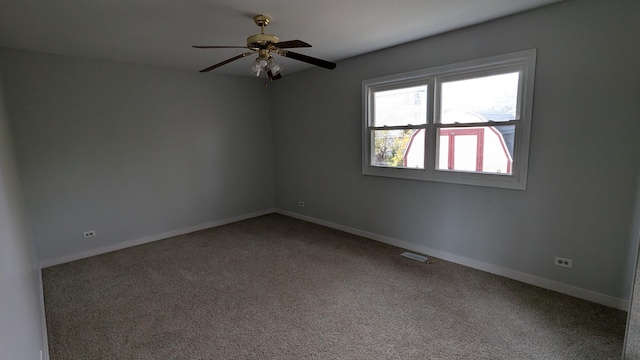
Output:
top-left (0, 78), bottom-right (47, 359)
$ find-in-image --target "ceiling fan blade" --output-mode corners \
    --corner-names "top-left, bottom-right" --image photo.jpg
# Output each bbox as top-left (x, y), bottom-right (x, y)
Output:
top-left (273, 40), bottom-right (311, 49)
top-left (199, 52), bottom-right (255, 72)
top-left (278, 50), bottom-right (337, 70)
top-left (193, 45), bottom-right (250, 49)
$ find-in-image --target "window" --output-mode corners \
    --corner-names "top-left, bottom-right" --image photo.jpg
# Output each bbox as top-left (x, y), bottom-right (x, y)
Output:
top-left (362, 49), bottom-right (536, 190)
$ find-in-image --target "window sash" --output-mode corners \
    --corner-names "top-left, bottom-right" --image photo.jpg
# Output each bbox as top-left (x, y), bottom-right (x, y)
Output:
top-left (368, 80), bottom-right (430, 128)
top-left (369, 125), bottom-right (427, 169)
top-left (434, 65), bottom-right (525, 124)
top-left (435, 124), bottom-right (516, 175)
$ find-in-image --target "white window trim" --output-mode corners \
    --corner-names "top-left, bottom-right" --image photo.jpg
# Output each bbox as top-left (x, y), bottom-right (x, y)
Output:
top-left (362, 49), bottom-right (537, 190)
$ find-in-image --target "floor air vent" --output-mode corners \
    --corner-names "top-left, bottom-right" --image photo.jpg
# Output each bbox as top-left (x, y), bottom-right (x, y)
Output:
top-left (401, 252), bottom-right (428, 262)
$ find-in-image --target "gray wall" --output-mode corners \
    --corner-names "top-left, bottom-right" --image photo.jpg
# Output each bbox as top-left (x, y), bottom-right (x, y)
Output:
top-left (0, 79), bottom-right (46, 359)
top-left (272, 0), bottom-right (640, 299)
top-left (0, 48), bottom-right (275, 262)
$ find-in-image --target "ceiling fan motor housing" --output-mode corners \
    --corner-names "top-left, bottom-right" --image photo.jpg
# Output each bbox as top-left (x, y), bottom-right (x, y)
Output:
top-left (246, 33), bottom-right (280, 49)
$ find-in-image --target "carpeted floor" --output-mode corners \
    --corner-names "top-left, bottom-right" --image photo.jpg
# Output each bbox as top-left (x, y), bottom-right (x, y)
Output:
top-left (42, 214), bottom-right (627, 359)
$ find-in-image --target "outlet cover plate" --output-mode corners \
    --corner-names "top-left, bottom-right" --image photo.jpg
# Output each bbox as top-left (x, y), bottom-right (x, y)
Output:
top-left (555, 257), bottom-right (572, 268)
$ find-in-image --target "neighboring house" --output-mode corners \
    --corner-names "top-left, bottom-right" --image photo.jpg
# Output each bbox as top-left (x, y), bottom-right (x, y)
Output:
top-left (404, 110), bottom-right (513, 174)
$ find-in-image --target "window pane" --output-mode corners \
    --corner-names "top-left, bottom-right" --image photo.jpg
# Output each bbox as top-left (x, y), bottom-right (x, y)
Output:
top-left (373, 85), bottom-right (427, 126)
top-left (493, 125), bottom-right (515, 160)
top-left (436, 125), bottom-right (514, 175)
top-left (372, 129), bottom-right (424, 169)
top-left (440, 72), bottom-right (519, 124)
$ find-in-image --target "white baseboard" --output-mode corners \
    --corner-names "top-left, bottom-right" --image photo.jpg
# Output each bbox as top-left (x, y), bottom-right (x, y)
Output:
top-left (39, 209), bottom-right (276, 268)
top-left (37, 269), bottom-right (50, 360)
top-left (276, 209), bottom-right (629, 311)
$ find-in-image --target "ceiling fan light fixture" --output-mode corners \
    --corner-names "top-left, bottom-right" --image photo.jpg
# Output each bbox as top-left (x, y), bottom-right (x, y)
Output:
top-left (248, 56), bottom-right (281, 78)
top-left (266, 57), bottom-right (282, 75)
top-left (248, 57), bottom-right (268, 77)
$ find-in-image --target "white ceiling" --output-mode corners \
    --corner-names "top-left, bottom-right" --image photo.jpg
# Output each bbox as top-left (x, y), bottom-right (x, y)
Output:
top-left (0, 0), bottom-right (561, 77)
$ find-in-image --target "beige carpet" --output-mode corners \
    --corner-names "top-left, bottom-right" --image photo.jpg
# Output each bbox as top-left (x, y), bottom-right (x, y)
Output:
top-left (42, 214), bottom-right (627, 359)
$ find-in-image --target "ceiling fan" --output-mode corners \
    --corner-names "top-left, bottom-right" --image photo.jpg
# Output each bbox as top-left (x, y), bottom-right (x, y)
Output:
top-left (193, 15), bottom-right (337, 80)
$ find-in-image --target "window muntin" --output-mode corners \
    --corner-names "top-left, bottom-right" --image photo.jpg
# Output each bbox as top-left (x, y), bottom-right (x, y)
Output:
top-left (362, 50), bottom-right (536, 189)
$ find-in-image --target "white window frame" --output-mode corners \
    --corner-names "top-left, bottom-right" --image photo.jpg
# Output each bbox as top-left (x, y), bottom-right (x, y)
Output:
top-left (362, 49), bottom-right (537, 190)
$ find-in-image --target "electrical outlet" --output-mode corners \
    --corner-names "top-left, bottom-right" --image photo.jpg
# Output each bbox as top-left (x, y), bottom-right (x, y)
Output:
top-left (83, 230), bottom-right (96, 238)
top-left (298, 201), bottom-right (305, 207)
top-left (555, 257), bottom-right (572, 268)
